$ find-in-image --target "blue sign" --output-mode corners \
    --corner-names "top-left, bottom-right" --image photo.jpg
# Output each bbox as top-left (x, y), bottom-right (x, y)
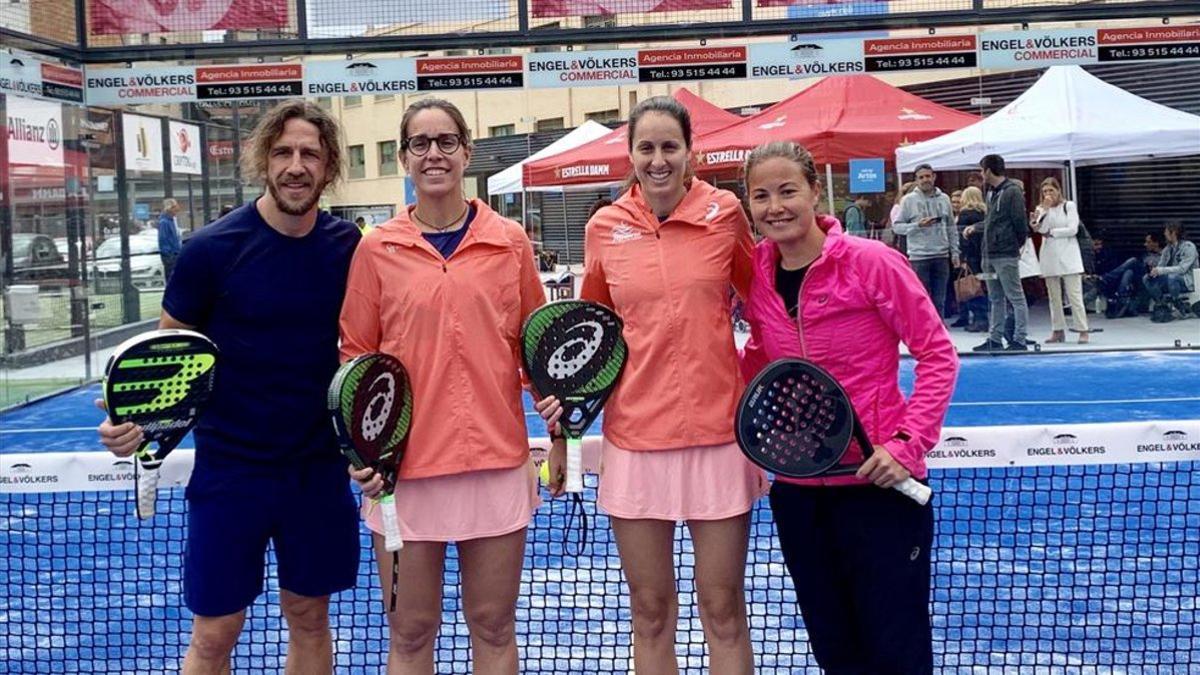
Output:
top-left (404, 177), bottom-right (417, 205)
top-left (849, 159), bottom-right (886, 194)
top-left (134, 203), bottom-right (151, 221)
top-left (788, 0), bottom-right (888, 20)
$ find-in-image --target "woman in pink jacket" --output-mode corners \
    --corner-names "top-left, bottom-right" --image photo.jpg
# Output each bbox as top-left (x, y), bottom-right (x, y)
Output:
top-left (739, 141), bottom-right (958, 674)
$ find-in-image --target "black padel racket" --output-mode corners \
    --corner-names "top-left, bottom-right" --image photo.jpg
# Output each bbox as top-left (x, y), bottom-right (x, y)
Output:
top-left (522, 300), bottom-right (627, 493)
top-left (328, 353), bottom-right (413, 553)
top-left (103, 329), bottom-right (218, 519)
top-left (736, 358), bottom-right (931, 505)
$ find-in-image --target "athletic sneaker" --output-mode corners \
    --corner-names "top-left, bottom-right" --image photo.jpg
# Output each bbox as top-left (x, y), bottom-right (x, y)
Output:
top-left (1005, 341), bottom-right (1028, 352)
top-left (972, 339), bottom-right (1004, 352)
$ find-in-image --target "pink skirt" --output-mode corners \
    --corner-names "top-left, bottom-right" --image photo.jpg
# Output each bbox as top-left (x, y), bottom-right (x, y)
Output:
top-left (597, 439), bottom-right (768, 521)
top-left (363, 461), bottom-right (541, 543)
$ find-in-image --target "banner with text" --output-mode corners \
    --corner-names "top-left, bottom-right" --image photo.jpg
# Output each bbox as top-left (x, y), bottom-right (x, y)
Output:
top-left (75, 24), bottom-right (1200, 106)
top-left (3, 420), bottom-right (1196, 494)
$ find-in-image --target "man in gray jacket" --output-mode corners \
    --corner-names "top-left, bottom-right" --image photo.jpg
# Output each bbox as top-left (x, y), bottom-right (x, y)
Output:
top-left (893, 164), bottom-right (958, 318)
top-left (972, 154), bottom-right (1030, 352)
top-left (1146, 221), bottom-right (1198, 320)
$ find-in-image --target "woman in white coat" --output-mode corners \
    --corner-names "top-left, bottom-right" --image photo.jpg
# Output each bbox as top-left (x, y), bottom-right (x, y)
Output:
top-left (1033, 177), bottom-right (1089, 343)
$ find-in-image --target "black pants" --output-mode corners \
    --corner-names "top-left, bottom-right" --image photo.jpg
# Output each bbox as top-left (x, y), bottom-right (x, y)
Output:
top-left (770, 482), bottom-right (934, 675)
top-left (162, 254), bottom-right (178, 283)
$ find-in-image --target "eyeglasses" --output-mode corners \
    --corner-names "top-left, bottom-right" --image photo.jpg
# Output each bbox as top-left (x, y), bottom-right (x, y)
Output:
top-left (402, 134), bottom-right (463, 157)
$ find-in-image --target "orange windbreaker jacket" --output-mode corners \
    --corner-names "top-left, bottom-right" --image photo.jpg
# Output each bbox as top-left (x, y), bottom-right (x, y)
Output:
top-left (339, 200), bottom-right (546, 480)
top-left (581, 179), bottom-right (754, 450)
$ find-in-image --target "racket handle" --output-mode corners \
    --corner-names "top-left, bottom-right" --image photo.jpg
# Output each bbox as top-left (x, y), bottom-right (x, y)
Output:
top-left (137, 463), bottom-right (160, 519)
top-left (379, 493), bottom-right (404, 552)
top-left (893, 478), bottom-right (932, 506)
top-left (565, 437), bottom-right (583, 494)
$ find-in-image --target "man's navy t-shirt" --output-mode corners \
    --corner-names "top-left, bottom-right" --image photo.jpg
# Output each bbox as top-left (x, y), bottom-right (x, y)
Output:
top-left (163, 201), bottom-right (360, 470)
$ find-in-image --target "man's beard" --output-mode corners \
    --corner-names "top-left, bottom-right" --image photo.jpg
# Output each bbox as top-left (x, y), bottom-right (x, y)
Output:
top-left (267, 174), bottom-right (323, 216)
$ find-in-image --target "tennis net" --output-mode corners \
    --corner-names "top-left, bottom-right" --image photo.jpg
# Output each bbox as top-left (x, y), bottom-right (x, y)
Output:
top-left (2, 424), bottom-right (1198, 673)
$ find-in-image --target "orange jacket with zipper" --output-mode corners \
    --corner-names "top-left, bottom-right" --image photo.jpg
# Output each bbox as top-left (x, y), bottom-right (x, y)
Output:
top-left (339, 199), bottom-right (546, 480)
top-left (581, 179), bottom-right (755, 450)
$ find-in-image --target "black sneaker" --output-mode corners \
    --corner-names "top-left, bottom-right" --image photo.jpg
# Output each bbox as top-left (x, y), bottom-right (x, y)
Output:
top-left (972, 339), bottom-right (1005, 352)
top-left (1005, 341), bottom-right (1028, 352)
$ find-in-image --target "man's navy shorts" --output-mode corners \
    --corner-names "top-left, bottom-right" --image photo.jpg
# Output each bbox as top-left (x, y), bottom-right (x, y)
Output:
top-left (183, 455), bottom-right (360, 617)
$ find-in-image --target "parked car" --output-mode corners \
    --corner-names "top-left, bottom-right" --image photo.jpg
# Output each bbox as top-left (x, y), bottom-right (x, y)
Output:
top-left (3, 233), bottom-right (67, 283)
top-left (91, 233), bottom-right (164, 294)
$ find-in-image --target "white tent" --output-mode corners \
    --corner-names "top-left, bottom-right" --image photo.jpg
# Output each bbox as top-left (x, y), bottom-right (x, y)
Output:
top-left (486, 120), bottom-right (613, 196)
top-left (896, 65), bottom-right (1200, 173)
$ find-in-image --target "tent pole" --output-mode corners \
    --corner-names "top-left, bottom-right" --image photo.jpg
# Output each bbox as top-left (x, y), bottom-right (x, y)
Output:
top-left (825, 164), bottom-right (835, 215)
top-left (561, 195), bottom-right (571, 266)
top-left (1068, 160), bottom-right (1079, 202)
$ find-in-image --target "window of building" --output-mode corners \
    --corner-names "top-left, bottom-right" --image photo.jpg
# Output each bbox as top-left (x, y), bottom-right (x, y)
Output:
top-left (378, 141), bottom-right (397, 176)
top-left (344, 96), bottom-right (362, 108)
top-left (585, 109), bottom-right (620, 124)
top-left (532, 22), bottom-right (562, 52)
top-left (583, 15), bottom-right (617, 50)
top-left (348, 145), bottom-right (365, 179)
top-left (489, 124), bottom-right (515, 137)
top-left (536, 118), bottom-right (565, 132)
top-left (316, 97), bottom-right (332, 110)
top-left (374, 94), bottom-right (394, 103)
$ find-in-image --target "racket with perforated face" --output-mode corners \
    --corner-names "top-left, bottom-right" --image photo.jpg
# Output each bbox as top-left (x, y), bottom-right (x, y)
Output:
top-left (522, 300), bottom-right (627, 493)
top-left (103, 329), bottom-right (219, 519)
top-left (329, 353), bottom-right (412, 552)
top-left (736, 358), bottom-right (931, 505)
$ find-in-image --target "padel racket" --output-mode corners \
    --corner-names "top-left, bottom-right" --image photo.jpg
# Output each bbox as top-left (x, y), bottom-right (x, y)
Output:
top-left (736, 358), bottom-right (932, 505)
top-left (103, 329), bottom-right (218, 519)
top-left (329, 353), bottom-right (412, 552)
top-left (522, 300), bottom-right (627, 493)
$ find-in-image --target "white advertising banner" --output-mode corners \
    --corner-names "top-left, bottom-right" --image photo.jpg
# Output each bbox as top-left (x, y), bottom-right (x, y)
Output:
top-left (85, 66), bottom-right (197, 106)
top-left (3, 421), bottom-right (1197, 494)
top-left (304, 58), bottom-right (418, 97)
top-left (6, 96), bottom-right (64, 167)
top-left (748, 38), bottom-right (866, 79)
top-left (525, 50), bottom-right (640, 89)
top-left (122, 112), bottom-right (164, 173)
top-left (168, 120), bottom-right (202, 175)
top-left (979, 29), bottom-right (1099, 69)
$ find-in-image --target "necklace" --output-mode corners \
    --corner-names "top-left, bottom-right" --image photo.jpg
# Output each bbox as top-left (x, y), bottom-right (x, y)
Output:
top-left (412, 203), bottom-right (469, 232)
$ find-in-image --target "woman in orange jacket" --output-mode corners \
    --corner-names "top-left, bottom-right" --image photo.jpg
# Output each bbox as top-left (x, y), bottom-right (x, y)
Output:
top-left (341, 98), bottom-right (554, 675)
top-left (538, 96), bottom-right (765, 674)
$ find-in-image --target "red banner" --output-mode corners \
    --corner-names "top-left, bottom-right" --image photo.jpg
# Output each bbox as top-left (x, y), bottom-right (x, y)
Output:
top-left (89, 0), bottom-right (288, 35)
top-left (532, 0), bottom-right (729, 19)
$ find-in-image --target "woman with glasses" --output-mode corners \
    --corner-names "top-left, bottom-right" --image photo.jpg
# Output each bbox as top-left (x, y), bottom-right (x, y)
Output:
top-left (340, 98), bottom-right (554, 674)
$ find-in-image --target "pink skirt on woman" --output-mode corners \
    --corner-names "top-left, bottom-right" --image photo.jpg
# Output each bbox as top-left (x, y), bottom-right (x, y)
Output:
top-left (597, 439), bottom-right (768, 521)
top-left (362, 461), bottom-right (541, 543)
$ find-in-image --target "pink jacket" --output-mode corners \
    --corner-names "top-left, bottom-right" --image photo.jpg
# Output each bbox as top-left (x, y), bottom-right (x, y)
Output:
top-left (739, 216), bottom-right (958, 484)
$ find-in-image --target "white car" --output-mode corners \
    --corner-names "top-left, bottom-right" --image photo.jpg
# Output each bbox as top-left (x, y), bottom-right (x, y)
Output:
top-left (92, 234), bottom-right (165, 293)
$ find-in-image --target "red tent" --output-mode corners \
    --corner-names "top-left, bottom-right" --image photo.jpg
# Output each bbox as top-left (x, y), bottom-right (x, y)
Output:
top-left (693, 75), bottom-right (979, 175)
top-left (522, 88), bottom-right (741, 189)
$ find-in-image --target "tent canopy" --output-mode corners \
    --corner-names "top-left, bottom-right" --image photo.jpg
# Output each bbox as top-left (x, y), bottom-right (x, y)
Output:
top-left (486, 120), bottom-right (612, 195)
top-left (693, 75), bottom-right (979, 173)
top-left (896, 65), bottom-right (1200, 172)
top-left (522, 88), bottom-right (741, 189)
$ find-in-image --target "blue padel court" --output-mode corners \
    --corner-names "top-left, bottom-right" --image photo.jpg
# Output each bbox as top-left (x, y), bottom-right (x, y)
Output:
top-left (2, 350), bottom-right (1199, 672)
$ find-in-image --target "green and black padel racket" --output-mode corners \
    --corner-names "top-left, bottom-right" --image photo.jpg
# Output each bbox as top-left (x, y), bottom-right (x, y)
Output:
top-left (329, 353), bottom-right (412, 553)
top-left (522, 300), bottom-right (627, 493)
top-left (103, 329), bottom-right (219, 519)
